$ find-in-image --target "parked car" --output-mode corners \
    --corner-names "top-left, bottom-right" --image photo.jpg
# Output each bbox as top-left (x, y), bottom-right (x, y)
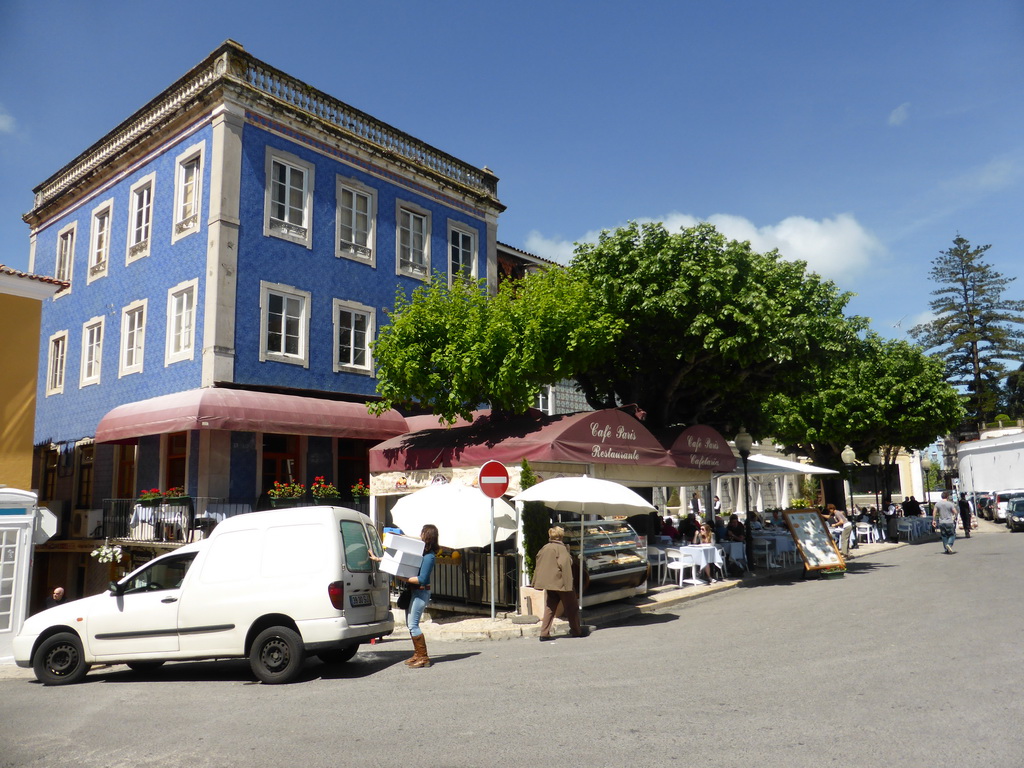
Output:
top-left (1006, 499), bottom-right (1024, 532)
top-left (993, 490), bottom-right (1024, 523)
top-left (14, 506), bottom-right (394, 685)
top-left (974, 493), bottom-right (994, 520)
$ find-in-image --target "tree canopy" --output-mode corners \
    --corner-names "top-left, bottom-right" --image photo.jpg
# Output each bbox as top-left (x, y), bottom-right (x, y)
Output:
top-left (568, 222), bottom-right (862, 431)
top-left (368, 269), bottom-right (622, 423)
top-left (910, 235), bottom-right (1024, 424)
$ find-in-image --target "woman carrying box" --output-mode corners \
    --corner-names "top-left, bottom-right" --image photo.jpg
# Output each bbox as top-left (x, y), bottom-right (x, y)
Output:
top-left (401, 524), bottom-right (439, 668)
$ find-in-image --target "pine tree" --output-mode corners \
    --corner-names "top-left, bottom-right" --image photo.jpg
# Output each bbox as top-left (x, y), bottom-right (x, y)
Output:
top-left (910, 235), bottom-right (1024, 424)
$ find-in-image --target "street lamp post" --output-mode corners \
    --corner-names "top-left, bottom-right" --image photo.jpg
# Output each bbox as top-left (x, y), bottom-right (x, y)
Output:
top-left (841, 444), bottom-right (857, 517)
top-left (735, 428), bottom-right (754, 573)
top-left (868, 449), bottom-right (881, 511)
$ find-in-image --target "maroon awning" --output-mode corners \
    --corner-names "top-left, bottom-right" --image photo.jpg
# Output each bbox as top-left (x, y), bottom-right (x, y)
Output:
top-left (656, 424), bottom-right (737, 472)
top-left (370, 408), bottom-right (676, 472)
top-left (95, 388), bottom-right (408, 443)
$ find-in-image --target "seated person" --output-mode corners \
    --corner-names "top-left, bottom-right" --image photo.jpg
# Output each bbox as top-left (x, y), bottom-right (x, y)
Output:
top-left (768, 510), bottom-right (787, 528)
top-left (693, 523), bottom-right (721, 582)
top-left (679, 513), bottom-right (699, 542)
top-left (714, 515), bottom-right (727, 542)
top-left (661, 517), bottom-right (680, 541)
top-left (749, 511), bottom-right (764, 530)
top-left (726, 514), bottom-right (745, 542)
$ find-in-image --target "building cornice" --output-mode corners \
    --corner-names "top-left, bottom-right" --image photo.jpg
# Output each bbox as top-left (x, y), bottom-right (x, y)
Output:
top-left (26, 40), bottom-right (503, 225)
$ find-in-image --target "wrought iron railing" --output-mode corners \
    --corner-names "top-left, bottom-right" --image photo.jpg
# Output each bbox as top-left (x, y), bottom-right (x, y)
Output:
top-left (430, 552), bottom-right (518, 609)
top-left (101, 498), bottom-right (256, 544)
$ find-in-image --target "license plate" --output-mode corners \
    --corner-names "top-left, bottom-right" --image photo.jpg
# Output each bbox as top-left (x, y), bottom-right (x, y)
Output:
top-left (349, 593), bottom-right (372, 607)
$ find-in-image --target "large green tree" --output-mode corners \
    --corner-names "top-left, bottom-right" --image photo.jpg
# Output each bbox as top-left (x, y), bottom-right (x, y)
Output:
top-left (569, 222), bottom-right (862, 431)
top-left (767, 333), bottom-right (965, 506)
top-left (369, 269), bottom-right (623, 423)
top-left (910, 235), bottom-right (1024, 424)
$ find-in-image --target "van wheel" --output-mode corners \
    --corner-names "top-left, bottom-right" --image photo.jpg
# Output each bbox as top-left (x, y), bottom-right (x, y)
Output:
top-left (33, 632), bottom-right (90, 686)
top-left (250, 626), bottom-right (305, 684)
top-left (125, 661), bottom-right (165, 672)
top-left (317, 643), bottom-right (359, 665)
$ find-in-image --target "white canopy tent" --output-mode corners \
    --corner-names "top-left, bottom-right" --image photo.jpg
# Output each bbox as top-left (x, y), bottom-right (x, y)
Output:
top-left (714, 454), bottom-right (838, 513)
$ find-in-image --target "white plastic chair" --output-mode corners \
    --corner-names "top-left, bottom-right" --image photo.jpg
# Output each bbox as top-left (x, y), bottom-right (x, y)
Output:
top-left (665, 548), bottom-right (698, 587)
top-left (647, 546), bottom-right (668, 585)
top-left (752, 540), bottom-right (774, 570)
top-left (896, 520), bottom-right (915, 542)
top-left (855, 522), bottom-right (874, 544)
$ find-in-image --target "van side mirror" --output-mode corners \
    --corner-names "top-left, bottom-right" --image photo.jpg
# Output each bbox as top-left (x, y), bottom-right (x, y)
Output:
top-left (108, 580), bottom-right (123, 596)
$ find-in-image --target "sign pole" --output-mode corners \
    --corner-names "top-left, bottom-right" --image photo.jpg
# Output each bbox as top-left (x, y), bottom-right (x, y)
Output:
top-left (477, 460), bottom-right (510, 622)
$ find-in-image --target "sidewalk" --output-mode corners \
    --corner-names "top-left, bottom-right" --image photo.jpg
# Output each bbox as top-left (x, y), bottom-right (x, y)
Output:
top-left (400, 533), bottom-right (920, 642)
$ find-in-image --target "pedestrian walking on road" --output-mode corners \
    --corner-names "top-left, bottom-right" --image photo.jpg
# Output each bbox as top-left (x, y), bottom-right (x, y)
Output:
top-left (933, 492), bottom-right (958, 554)
top-left (958, 496), bottom-right (972, 538)
top-left (534, 526), bottom-right (586, 641)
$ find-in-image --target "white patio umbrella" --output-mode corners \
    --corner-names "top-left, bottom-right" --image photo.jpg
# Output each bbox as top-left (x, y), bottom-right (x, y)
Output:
top-left (513, 475), bottom-right (656, 603)
top-left (391, 483), bottom-right (517, 550)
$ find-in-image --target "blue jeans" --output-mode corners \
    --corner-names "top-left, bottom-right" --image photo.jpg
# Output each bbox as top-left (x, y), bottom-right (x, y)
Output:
top-left (408, 589), bottom-right (431, 638)
top-left (938, 523), bottom-right (956, 550)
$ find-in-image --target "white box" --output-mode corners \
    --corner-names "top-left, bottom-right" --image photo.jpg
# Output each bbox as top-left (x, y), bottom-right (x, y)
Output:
top-left (380, 550), bottom-right (423, 578)
top-left (383, 533), bottom-right (425, 556)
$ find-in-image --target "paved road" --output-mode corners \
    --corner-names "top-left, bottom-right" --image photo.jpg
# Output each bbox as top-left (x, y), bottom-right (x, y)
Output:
top-left (2, 521), bottom-right (1021, 768)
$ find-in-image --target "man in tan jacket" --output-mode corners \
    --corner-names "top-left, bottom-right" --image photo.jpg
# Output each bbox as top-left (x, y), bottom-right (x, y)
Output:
top-left (533, 526), bottom-right (587, 641)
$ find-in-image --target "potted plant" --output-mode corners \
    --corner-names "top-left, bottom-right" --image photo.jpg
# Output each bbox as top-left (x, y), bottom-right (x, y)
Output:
top-left (163, 486), bottom-right (189, 503)
top-left (821, 566), bottom-right (846, 579)
top-left (350, 478), bottom-right (370, 499)
top-left (268, 480), bottom-right (307, 507)
top-left (311, 476), bottom-right (341, 504)
top-left (137, 488), bottom-right (164, 507)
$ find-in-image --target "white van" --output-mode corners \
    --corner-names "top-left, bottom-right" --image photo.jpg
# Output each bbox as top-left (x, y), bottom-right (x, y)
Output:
top-left (14, 506), bottom-right (394, 685)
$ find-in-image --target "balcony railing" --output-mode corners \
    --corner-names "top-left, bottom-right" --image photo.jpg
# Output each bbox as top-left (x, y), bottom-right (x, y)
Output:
top-left (101, 498), bottom-right (256, 545)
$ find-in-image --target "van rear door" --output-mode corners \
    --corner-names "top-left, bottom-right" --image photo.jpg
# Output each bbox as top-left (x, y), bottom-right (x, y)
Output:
top-left (339, 519), bottom-right (386, 624)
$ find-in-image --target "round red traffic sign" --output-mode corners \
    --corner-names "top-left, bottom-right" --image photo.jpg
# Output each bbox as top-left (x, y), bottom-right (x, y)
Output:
top-left (478, 460), bottom-right (510, 499)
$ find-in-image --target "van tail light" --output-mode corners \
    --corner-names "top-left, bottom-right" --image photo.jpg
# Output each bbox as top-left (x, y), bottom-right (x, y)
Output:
top-left (328, 581), bottom-right (345, 610)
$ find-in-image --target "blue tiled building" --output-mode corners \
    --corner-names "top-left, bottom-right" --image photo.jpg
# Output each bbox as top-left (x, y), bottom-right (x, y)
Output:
top-left (25, 41), bottom-right (504, 564)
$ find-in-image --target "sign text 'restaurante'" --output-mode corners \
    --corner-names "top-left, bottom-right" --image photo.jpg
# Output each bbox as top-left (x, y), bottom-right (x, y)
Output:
top-left (590, 421), bottom-right (641, 461)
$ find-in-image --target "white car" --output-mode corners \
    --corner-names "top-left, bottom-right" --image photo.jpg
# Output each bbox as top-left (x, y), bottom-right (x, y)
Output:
top-left (994, 490), bottom-right (1024, 523)
top-left (15, 506), bottom-right (394, 685)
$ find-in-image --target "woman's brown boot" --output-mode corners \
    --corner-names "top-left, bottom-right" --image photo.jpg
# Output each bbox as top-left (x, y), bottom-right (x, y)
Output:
top-left (407, 634), bottom-right (431, 668)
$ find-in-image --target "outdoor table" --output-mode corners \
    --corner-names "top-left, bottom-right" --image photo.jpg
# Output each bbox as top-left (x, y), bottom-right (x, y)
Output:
top-left (680, 544), bottom-right (724, 584)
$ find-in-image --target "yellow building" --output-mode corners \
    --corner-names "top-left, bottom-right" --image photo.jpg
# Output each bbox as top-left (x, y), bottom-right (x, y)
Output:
top-left (0, 265), bottom-right (66, 490)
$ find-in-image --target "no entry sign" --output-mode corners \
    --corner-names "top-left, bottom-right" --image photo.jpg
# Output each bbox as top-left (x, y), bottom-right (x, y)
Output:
top-left (478, 460), bottom-right (510, 499)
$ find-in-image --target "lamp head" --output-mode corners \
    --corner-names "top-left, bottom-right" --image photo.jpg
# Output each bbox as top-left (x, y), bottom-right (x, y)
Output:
top-left (735, 427), bottom-right (753, 456)
top-left (867, 449), bottom-right (881, 466)
top-left (841, 445), bottom-right (856, 465)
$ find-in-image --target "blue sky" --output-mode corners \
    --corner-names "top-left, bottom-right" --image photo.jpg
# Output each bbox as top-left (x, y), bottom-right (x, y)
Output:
top-left (2, 1), bottom-right (1022, 339)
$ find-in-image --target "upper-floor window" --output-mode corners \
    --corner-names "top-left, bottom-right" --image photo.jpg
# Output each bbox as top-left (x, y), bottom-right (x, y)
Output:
top-left (448, 222), bottom-right (477, 284)
top-left (173, 141), bottom-right (204, 242)
top-left (264, 148), bottom-right (314, 248)
top-left (127, 173), bottom-right (155, 262)
top-left (333, 299), bottom-right (374, 374)
top-left (166, 279), bottom-right (197, 364)
top-left (80, 317), bottom-right (104, 387)
top-left (46, 331), bottom-right (68, 396)
top-left (88, 199), bottom-right (113, 282)
top-left (336, 177), bottom-right (376, 265)
top-left (259, 281), bottom-right (311, 367)
top-left (397, 201), bottom-right (430, 279)
top-left (55, 222), bottom-right (76, 289)
top-left (119, 299), bottom-right (147, 377)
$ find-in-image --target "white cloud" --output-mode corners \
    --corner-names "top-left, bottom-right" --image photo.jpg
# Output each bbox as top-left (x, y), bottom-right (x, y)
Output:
top-left (525, 211), bottom-right (884, 282)
top-left (940, 150), bottom-right (1024, 195)
top-left (888, 102), bottom-right (911, 127)
top-left (0, 103), bottom-right (15, 134)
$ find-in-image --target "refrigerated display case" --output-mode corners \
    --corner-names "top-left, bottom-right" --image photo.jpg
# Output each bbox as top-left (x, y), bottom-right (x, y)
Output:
top-left (561, 520), bottom-right (648, 605)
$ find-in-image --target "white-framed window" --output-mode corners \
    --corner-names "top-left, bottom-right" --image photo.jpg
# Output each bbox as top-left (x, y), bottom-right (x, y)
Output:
top-left (119, 299), bottom-right (147, 377)
top-left (126, 173), bottom-right (156, 263)
top-left (335, 177), bottom-right (376, 265)
top-left (396, 200), bottom-right (430, 279)
top-left (165, 279), bottom-right (198, 364)
top-left (333, 299), bottom-right (374, 374)
top-left (79, 317), bottom-right (104, 387)
top-left (448, 221), bottom-right (477, 284)
top-left (263, 148), bottom-right (314, 248)
top-left (172, 141), bottom-right (204, 242)
top-left (535, 385), bottom-right (553, 415)
top-left (46, 330), bottom-right (68, 396)
top-left (55, 221), bottom-right (76, 290)
top-left (259, 281), bottom-right (311, 367)
top-left (88, 199), bottom-right (113, 282)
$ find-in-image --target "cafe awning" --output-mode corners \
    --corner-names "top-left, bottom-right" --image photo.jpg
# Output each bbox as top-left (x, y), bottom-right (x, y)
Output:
top-left (718, 453), bottom-right (838, 476)
top-left (95, 387), bottom-right (408, 444)
top-left (369, 408), bottom-right (676, 473)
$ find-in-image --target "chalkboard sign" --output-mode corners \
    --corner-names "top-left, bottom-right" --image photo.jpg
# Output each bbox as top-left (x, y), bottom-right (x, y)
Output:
top-left (784, 511), bottom-right (844, 571)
